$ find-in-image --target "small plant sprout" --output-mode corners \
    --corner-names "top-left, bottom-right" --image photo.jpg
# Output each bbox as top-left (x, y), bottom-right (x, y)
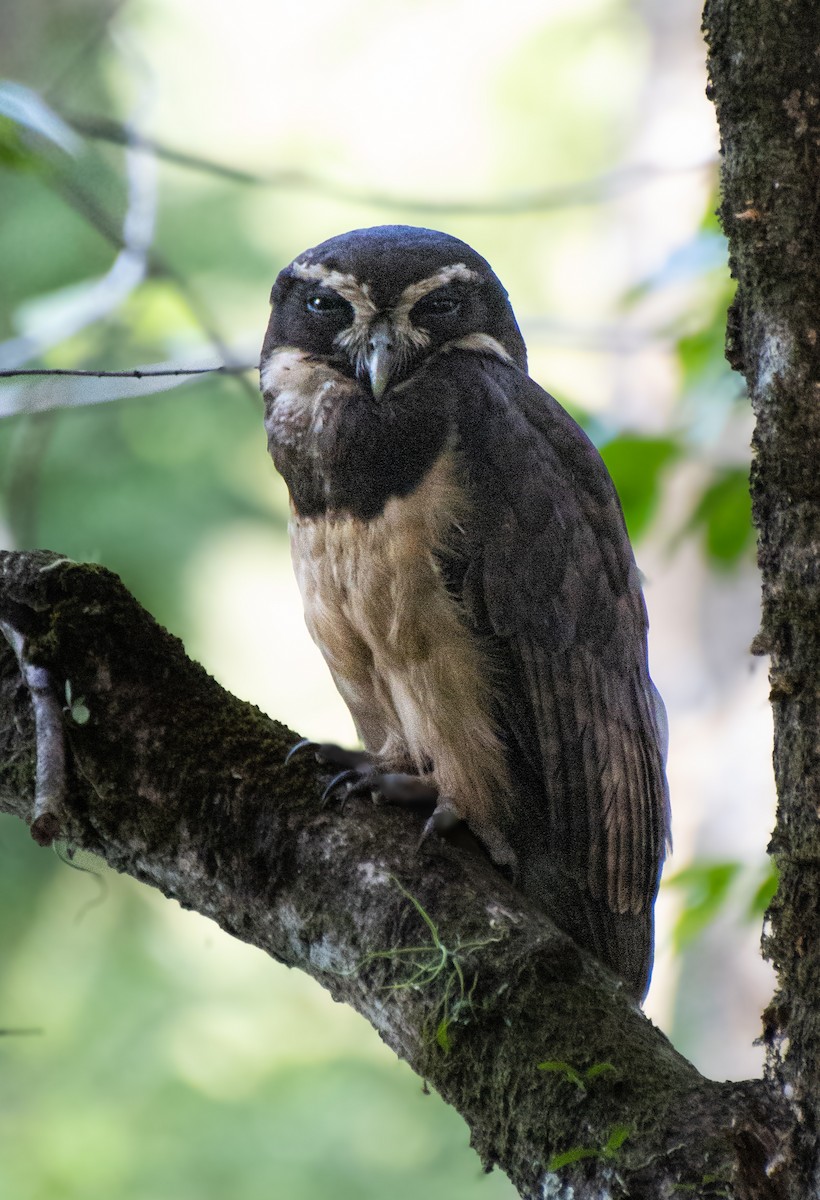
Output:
top-left (547, 1124), bottom-right (632, 1173)
top-left (537, 1059), bottom-right (618, 1092)
top-left (346, 877), bottom-right (502, 1052)
top-left (63, 680), bottom-right (90, 725)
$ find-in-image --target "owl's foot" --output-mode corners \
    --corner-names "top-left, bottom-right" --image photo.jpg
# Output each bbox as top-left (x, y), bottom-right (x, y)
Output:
top-left (285, 739), bottom-right (426, 808)
top-left (339, 770), bottom-right (482, 857)
top-left (418, 801), bottom-right (488, 858)
top-left (369, 772), bottom-right (439, 809)
top-left (322, 765), bottom-right (484, 859)
top-left (322, 767), bottom-right (438, 812)
top-left (285, 739), bottom-right (484, 856)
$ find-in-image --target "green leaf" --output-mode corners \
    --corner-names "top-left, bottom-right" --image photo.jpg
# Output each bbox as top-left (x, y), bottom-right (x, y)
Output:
top-left (599, 435), bottom-right (680, 541)
top-left (584, 1062), bottom-right (617, 1082)
top-left (664, 861), bottom-right (743, 951)
top-left (0, 115), bottom-right (40, 171)
top-left (536, 1060), bottom-right (584, 1088)
top-left (435, 1018), bottom-right (452, 1054)
top-left (548, 1145), bottom-right (600, 1172)
top-left (678, 325), bottom-right (722, 384)
top-left (603, 1124), bottom-right (631, 1155)
top-left (70, 701), bottom-right (90, 725)
top-left (686, 469), bottom-right (754, 565)
top-left (747, 865), bottom-right (778, 920)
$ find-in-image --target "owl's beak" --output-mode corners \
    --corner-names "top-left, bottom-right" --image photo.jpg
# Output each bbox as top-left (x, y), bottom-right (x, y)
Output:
top-left (365, 322), bottom-right (398, 399)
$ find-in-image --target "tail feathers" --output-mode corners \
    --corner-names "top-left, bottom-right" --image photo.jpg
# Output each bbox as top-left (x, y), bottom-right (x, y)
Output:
top-left (517, 858), bottom-right (654, 1000)
top-left (573, 894), bottom-right (654, 1001)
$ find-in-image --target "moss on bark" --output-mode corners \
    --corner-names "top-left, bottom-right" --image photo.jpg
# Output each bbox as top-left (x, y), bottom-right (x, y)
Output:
top-left (704, 1), bottom-right (820, 1195)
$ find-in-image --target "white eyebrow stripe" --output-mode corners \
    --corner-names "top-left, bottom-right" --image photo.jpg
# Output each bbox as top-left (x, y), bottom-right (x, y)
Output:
top-left (391, 263), bottom-right (480, 320)
top-left (290, 260), bottom-right (378, 322)
top-left (382, 264), bottom-right (480, 362)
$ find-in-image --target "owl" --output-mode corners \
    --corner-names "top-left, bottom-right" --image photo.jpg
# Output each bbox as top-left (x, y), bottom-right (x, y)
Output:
top-left (260, 225), bottom-right (669, 998)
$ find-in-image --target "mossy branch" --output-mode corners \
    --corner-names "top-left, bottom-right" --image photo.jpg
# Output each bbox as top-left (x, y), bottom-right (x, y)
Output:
top-left (0, 550), bottom-right (786, 1198)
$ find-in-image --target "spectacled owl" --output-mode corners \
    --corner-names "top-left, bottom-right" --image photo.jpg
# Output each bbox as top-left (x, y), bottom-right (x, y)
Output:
top-left (260, 225), bottom-right (669, 999)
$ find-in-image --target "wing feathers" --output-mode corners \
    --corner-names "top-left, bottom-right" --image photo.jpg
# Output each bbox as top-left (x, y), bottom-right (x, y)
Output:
top-left (433, 349), bottom-right (669, 995)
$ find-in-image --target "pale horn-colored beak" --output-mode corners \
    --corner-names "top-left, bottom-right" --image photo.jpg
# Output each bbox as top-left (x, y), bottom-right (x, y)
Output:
top-left (365, 321), bottom-right (398, 399)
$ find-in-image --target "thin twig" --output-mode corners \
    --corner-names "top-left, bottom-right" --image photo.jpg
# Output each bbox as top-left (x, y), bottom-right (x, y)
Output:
top-left (42, 0), bottom-right (129, 102)
top-left (24, 163), bottom-right (258, 402)
top-left (0, 620), bottom-right (66, 846)
top-left (0, 365), bottom-right (255, 380)
top-left (63, 111), bottom-right (717, 215)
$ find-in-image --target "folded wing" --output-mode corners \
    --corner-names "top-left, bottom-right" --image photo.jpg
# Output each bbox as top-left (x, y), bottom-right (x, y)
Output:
top-left (439, 351), bottom-right (670, 996)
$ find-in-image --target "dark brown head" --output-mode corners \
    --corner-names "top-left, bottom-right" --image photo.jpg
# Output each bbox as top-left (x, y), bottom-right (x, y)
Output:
top-left (262, 225), bottom-right (527, 399)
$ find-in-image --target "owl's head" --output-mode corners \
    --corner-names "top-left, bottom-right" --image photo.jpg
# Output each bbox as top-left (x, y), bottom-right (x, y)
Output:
top-left (262, 226), bottom-right (527, 398)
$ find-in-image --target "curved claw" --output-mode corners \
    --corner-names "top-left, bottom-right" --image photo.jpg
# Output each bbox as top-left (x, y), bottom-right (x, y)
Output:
top-left (285, 737), bottom-right (317, 764)
top-left (429, 806), bottom-right (463, 835)
top-left (321, 769), bottom-right (358, 805)
top-left (418, 805), bottom-right (466, 851)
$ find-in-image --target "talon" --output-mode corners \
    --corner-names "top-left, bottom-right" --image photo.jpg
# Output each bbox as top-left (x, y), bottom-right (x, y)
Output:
top-left (285, 737), bottom-right (317, 764)
top-left (430, 806), bottom-right (463, 836)
top-left (417, 805), bottom-right (475, 853)
top-left (321, 769), bottom-right (358, 805)
top-left (418, 815), bottom-right (439, 850)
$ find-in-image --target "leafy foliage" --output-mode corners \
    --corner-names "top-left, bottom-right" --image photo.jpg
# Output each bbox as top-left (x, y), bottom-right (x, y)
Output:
top-left (599, 434), bottom-right (680, 540)
top-left (684, 468), bottom-right (754, 566)
top-left (664, 861), bottom-right (776, 952)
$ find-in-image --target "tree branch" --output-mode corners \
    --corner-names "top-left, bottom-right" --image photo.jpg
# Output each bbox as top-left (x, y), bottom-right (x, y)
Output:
top-left (59, 110), bottom-right (716, 215)
top-left (0, 366), bottom-right (254, 379)
top-left (0, 550), bottom-right (786, 1198)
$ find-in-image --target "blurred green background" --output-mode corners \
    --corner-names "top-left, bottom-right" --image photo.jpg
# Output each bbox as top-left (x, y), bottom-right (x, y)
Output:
top-left (0, 1), bottom-right (775, 1197)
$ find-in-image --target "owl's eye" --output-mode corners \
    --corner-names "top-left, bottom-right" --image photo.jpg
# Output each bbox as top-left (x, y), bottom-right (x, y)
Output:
top-left (412, 292), bottom-right (461, 318)
top-left (305, 292), bottom-right (350, 316)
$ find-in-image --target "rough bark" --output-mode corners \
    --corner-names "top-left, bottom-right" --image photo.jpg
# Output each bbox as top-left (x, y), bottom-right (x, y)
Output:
top-left (0, 551), bottom-right (787, 1198)
top-left (703, 2), bottom-right (820, 1196)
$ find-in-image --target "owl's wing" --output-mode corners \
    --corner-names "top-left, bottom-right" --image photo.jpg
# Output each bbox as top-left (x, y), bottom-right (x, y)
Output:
top-left (441, 351), bottom-right (670, 995)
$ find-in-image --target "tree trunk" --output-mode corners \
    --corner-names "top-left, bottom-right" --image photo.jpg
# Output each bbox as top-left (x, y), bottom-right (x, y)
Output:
top-left (703, 1), bottom-right (820, 1195)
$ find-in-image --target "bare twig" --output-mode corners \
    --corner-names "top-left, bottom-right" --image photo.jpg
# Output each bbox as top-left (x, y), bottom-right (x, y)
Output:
top-left (42, 0), bottom-right (129, 103)
top-left (0, 618), bottom-right (66, 846)
top-left (63, 111), bottom-right (717, 215)
top-left (0, 105), bottom-right (156, 374)
top-left (0, 353), bottom-right (258, 416)
top-left (0, 365), bottom-right (255, 380)
top-left (4, 147), bottom-right (257, 403)
top-left (46, 172), bottom-right (260, 401)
